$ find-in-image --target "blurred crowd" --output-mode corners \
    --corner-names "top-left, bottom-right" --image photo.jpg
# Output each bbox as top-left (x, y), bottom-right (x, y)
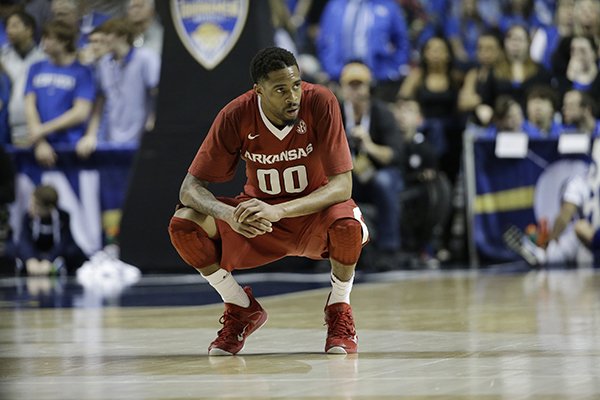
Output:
top-left (276, 0), bottom-right (600, 269)
top-left (0, 0), bottom-right (161, 153)
top-left (1, 0), bottom-right (600, 274)
top-left (0, 0), bottom-right (161, 276)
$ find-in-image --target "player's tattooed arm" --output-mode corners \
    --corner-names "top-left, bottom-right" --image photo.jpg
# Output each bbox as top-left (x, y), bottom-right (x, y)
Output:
top-left (179, 173), bottom-right (232, 220)
top-left (179, 173), bottom-right (272, 237)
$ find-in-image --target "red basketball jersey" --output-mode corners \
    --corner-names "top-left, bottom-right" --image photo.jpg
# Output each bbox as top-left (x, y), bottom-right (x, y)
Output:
top-left (188, 82), bottom-right (352, 200)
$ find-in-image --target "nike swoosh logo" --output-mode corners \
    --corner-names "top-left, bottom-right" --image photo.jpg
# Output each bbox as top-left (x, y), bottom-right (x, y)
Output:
top-left (237, 325), bottom-right (248, 341)
top-left (248, 133), bottom-right (259, 140)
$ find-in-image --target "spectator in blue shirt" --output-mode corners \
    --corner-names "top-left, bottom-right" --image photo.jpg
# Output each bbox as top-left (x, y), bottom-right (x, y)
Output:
top-left (444, 0), bottom-right (489, 70)
top-left (498, 0), bottom-right (544, 33)
top-left (87, 17), bottom-right (160, 146)
top-left (24, 20), bottom-right (96, 167)
top-left (316, 0), bottom-right (410, 101)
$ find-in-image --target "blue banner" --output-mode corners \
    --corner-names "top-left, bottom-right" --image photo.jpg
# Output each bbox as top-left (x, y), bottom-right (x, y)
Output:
top-left (473, 138), bottom-right (593, 262)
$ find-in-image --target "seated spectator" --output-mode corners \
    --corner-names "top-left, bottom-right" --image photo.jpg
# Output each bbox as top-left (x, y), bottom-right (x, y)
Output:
top-left (482, 24), bottom-right (553, 109)
top-left (483, 95), bottom-right (541, 138)
top-left (24, 20), bottom-right (96, 167)
top-left (16, 184), bottom-right (86, 275)
top-left (548, 0), bottom-right (599, 81)
top-left (556, 35), bottom-right (600, 108)
top-left (127, 0), bottom-right (163, 57)
top-left (560, 89), bottom-right (600, 136)
top-left (86, 17), bottom-right (160, 146)
top-left (338, 61), bottom-right (405, 263)
top-left (0, 10), bottom-right (46, 147)
top-left (574, 218), bottom-right (600, 252)
top-left (458, 30), bottom-right (505, 126)
top-left (525, 85), bottom-right (561, 138)
top-left (573, 0), bottom-right (600, 46)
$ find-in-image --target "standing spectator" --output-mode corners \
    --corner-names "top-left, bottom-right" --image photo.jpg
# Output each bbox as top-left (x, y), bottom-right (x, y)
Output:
top-left (316, 0), bottom-right (410, 101)
top-left (0, 61), bottom-right (9, 144)
top-left (24, 20), bottom-right (96, 167)
top-left (398, 35), bottom-right (463, 180)
top-left (0, 10), bottom-right (46, 147)
top-left (16, 184), bottom-right (86, 275)
top-left (444, 0), bottom-right (488, 70)
top-left (127, 0), bottom-right (163, 57)
top-left (88, 17), bottom-right (160, 145)
top-left (498, 0), bottom-right (542, 33)
top-left (409, 0), bottom-right (453, 51)
top-left (338, 61), bottom-right (404, 263)
top-left (50, 0), bottom-right (109, 48)
top-left (78, 25), bottom-right (109, 66)
top-left (21, 0), bottom-right (53, 40)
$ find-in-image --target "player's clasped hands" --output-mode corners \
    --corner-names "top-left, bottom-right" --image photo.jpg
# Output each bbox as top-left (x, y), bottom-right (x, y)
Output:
top-left (231, 199), bottom-right (281, 238)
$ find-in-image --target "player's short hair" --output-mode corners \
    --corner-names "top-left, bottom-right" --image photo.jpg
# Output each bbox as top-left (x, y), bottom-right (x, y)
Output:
top-left (250, 47), bottom-right (298, 84)
top-left (42, 20), bottom-right (78, 53)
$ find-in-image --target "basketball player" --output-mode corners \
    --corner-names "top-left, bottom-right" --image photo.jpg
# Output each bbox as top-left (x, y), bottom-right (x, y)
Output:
top-left (168, 47), bottom-right (368, 355)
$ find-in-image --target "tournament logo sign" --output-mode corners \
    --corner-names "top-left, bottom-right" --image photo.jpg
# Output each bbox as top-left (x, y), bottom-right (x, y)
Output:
top-left (171, 0), bottom-right (249, 70)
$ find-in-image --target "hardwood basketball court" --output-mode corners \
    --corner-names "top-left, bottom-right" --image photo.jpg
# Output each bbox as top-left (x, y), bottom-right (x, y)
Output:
top-left (1, 267), bottom-right (599, 399)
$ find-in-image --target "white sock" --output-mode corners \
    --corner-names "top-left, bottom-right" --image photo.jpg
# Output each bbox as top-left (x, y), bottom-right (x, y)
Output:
top-left (203, 268), bottom-right (250, 307)
top-left (328, 272), bottom-right (354, 305)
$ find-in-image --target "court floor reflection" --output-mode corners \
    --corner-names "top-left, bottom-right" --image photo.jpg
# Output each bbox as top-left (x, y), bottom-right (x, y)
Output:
top-left (1, 267), bottom-right (599, 399)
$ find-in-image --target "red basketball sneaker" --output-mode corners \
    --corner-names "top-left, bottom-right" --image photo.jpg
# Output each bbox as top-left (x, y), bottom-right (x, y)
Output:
top-left (208, 286), bottom-right (268, 356)
top-left (324, 298), bottom-right (358, 354)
